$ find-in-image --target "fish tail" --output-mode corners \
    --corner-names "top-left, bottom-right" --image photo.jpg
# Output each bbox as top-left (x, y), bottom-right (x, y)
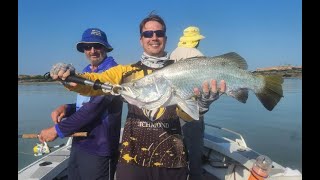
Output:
top-left (255, 75), bottom-right (284, 111)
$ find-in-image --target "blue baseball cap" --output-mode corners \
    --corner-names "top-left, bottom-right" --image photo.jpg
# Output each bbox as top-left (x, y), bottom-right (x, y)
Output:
top-left (76, 28), bottom-right (113, 53)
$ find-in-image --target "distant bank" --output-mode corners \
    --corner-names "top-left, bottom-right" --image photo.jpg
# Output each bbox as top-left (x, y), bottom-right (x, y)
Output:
top-left (252, 65), bottom-right (302, 79)
top-left (18, 65), bottom-right (302, 83)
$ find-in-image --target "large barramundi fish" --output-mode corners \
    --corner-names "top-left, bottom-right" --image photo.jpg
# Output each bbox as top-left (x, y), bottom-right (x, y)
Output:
top-left (119, 52), bottom-right (283, 120)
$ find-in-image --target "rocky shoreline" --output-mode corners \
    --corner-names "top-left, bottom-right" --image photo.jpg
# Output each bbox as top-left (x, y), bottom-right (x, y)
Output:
top-left (18, 65), bottom-right (302, 83)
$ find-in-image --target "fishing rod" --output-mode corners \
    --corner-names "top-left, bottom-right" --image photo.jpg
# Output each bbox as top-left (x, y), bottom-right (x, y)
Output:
top-left (18, 132), bottom-right (88, 139)
top-left (19, 132), bottom-right (88, 156)
top-left (43, 72), bottom-right (121, 95)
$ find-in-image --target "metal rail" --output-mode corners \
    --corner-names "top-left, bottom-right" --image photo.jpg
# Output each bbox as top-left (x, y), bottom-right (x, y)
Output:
top-left (205, 123), bottom-right (248, 149)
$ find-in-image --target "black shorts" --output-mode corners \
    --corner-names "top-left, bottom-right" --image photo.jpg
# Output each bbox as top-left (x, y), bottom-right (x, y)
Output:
top-left (116, 163), bottom-right (188, 180)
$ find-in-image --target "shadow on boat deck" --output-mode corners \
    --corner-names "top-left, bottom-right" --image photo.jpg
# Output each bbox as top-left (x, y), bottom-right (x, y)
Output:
top-left (203, 171), bottom-right (221, 180)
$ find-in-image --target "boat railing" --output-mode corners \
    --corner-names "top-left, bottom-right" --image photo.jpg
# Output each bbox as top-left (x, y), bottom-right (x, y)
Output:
top-left (204, 123), bottom-right (248, 149)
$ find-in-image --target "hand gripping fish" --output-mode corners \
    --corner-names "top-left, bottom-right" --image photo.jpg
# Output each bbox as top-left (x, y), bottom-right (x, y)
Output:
top-left (119, 52), bottom-right (284, 120)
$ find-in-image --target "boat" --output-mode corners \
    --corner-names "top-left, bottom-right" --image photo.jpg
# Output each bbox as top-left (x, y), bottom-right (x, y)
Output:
top-left (201, 124), bottom-right (302, 180)
top-left (18, 138), bottom-right (71, 180)
top-left (18, 124), bottom-right (302, 180)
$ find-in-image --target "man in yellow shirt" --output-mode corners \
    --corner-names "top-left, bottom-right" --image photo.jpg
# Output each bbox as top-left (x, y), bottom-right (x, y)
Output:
top-left (49, 15), bottom-right (225, 180)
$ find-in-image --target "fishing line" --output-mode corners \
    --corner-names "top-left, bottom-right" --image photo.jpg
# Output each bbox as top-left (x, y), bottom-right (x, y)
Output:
top-left (18, 152), bottom-right (35, 156)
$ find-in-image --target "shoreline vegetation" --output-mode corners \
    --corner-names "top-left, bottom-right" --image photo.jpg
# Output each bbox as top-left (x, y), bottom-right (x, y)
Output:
top-left (18, 65), bottom-right (302, 83)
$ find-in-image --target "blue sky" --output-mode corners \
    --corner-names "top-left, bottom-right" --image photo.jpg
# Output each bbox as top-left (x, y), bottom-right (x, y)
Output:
top-left (18, 0), bottom-right (302, 75)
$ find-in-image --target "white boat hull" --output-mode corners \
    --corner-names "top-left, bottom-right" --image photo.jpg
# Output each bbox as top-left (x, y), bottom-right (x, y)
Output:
top-left (18, 127), bottom-right (302, 180)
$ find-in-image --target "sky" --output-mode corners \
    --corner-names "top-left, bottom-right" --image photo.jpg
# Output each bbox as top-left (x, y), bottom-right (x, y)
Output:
top-left (18, 0), bottom-right (302, 75)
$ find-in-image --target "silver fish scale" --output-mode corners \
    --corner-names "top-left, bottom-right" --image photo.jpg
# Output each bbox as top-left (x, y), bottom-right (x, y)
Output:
top-left (151, 58), bottom-right (264, 99)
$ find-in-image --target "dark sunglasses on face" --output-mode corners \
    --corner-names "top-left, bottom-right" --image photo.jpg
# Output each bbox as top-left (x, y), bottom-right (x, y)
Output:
top-left (83, 43), bottom-right (104, 51)
top-left (141, 30), bottom-right (166, 38)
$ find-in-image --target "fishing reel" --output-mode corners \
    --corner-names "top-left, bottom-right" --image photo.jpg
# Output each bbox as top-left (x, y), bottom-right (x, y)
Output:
top-left (33, 142), bottom-right (50, 156)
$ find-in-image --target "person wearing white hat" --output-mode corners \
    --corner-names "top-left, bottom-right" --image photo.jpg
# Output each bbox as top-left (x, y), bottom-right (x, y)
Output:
top-left (170, 26), bottom-right (205, 61)
top-left (170, 26), bottom-right (224, 180)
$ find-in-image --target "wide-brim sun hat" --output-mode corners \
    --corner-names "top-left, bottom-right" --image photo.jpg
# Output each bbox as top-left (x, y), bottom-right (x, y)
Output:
top-left (76, 28), bottom-right (113, 53)
top-left (178, 26), bottom-right (205, 48)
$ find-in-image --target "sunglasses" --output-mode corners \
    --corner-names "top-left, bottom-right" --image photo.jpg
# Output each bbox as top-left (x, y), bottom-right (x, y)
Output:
top-left (83, 44), bottom-right (104, 51)
top-left (141, 30), bottom-right (166, 38)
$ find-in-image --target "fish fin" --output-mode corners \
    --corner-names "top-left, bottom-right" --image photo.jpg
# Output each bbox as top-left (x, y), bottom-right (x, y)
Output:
top-left (255, 75), bottom-right (284, 111)
top-left (176, 97), bottom-right (200, 120)
top-left (227, 89), bottom-right (249, 103)
top-left (212, 52), bottom-right (248, 70)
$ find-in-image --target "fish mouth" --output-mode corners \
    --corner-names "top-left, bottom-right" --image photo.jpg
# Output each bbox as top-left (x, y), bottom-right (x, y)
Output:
top-left (118, 86), bottom-right (137, 98)
top-left (119, 86), bottom-right (138, 99)
top-left (118, 86), bottom-right (148, 109)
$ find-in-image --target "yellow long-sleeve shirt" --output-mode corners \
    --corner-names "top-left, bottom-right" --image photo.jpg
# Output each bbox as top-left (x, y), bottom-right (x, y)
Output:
top-left (64, 61), bottom-right (191, 168)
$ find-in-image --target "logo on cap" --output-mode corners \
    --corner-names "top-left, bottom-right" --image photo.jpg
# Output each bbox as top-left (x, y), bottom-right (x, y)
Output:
top-left (91, 29), bottom-right (102, 36)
